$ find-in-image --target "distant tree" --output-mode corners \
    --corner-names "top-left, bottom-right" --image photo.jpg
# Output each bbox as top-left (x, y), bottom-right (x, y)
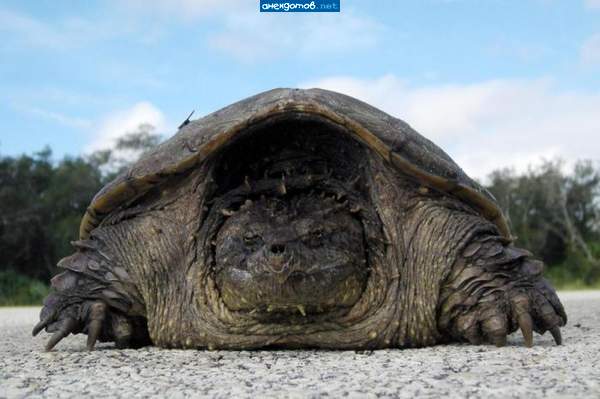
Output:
top-left (0, 125), bottom-right (162, 282)
top-left (486, 160), bottom-right (600, 284)
top-left (88, 123), bottom-right (162, 180)
top-left (568, 161), bottom-right (600, 240)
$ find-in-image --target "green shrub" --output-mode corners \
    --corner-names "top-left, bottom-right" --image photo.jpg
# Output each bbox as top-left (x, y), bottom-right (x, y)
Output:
top-left (0, 269), bottom-right (50, 306)
top-left (545, 260), bottom-right (600, 290)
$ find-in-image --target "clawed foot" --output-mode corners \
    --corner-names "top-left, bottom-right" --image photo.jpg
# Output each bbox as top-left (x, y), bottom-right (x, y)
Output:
top-left (451, 278), bottom-right (566, 347)
top-left (33, 299), bottom-right (106, 351)
top-left (32, 296), bottom-right (143, 351)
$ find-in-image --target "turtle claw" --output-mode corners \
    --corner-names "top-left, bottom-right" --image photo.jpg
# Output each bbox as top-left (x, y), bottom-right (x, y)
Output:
top-left (448, 282), bottom-right (566, 348)
top-left (86, 302), bottom-right (107, 351)
top-left (32, 311), bottom-right (56, 337)
top-left (86, 320), bottom-right (102, 351)
top-left (550, 326), bottom-right (562, 346)
top-left (45, 317), bottom-right (78, 351)
top-left (510, 286), bottom-right (566, 348)
top-left (517, 312), bottom-right (534, 348)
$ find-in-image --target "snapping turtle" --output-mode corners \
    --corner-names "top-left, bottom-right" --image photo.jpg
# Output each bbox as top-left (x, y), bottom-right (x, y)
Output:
top-left (33, 88), bottom-right (566, 351)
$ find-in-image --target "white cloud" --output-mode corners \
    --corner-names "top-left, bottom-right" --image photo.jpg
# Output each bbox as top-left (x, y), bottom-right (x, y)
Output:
top-left (208, 9), bottom-right (383, 62)
top-left (0, 8), bottom-right (66, 49)
top-left (486, 39), bottom-right (550, 63)
top-left (24, 107), bottom-right (92, 130)
top-left (0, 8), bottom-right (126, 51)
top-left (86, 102), bottom-right (167, 153)
top-left (581, 33), bottom-right (600, 66)
top-left (300, 75), bottom-right (600, 179)
top-left (585, 0), bottom-right (600, 9)
top-left (112, 1), bottom-right (384, 62)
top-left (120, 0), bottom-right (241, 19)
top-left (126, 0), bottom-right (384, 63)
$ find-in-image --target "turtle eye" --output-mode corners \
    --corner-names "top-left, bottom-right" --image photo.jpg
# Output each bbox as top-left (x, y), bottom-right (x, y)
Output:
top-left (243, 233), bottom-right (262, 247)
top-left (305, 228), bottom-right (325, 247)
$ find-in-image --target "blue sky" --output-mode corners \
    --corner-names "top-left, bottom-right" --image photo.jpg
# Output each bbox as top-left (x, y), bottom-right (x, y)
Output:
top-left (1, 0), bottom-right (599, 178)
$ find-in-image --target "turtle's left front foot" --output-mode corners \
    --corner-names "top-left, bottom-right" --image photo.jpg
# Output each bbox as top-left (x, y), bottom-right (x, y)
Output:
top-left (439, 237), bottom-right (567, 347)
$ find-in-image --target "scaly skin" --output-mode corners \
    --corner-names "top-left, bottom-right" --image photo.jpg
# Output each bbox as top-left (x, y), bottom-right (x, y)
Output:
top-left (439, 234), bottom-right (566, 347)
top-left (33, 122), bottom-right (566, 350)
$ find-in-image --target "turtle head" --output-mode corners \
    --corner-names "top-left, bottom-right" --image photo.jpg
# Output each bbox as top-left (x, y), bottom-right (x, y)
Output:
top-left (214, 193), bottom-right (367, 318)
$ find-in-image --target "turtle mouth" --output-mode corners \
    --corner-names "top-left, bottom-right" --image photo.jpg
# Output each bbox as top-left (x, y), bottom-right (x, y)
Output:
top-left (205, 115), bottom-right (376, 321)
top-left (217, 261), bottom-right (367, 319)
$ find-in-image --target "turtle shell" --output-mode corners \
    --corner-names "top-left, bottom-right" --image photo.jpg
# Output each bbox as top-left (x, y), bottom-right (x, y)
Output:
top-left (80, 88), bottom-right (510, 239)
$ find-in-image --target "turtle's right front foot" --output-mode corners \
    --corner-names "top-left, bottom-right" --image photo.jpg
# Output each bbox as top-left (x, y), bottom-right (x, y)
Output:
top-left (33, 246), bottom-right (150, 351)
top-left (32, 292), bottom-right (147, 351)
top-left (439, 235), bottom-right (567, 347)
top-left (32, 297), bottom-right (109, 351)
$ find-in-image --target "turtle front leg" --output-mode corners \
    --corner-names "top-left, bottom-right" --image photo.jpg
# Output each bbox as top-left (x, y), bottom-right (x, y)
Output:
top-left (33, 240), bottom-right (150, 351)
top-left (438, 234), bottom-right (567, 347)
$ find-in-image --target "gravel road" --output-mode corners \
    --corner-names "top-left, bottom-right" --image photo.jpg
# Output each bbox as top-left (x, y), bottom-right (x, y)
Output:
top-left (1, 291), bottom-right (599, 398)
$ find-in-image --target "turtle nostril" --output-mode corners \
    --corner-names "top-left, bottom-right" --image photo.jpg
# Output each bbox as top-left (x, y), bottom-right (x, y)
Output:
top-left (270, 244), bottom-right (285, 255)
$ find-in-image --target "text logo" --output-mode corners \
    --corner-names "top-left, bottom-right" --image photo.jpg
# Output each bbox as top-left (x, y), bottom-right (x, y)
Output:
top-left (260, 0), bottom-right (340, 13)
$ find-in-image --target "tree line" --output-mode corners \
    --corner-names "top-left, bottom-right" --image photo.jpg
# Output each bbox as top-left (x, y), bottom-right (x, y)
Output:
top-left (0, 125), bottom-right (160, 304)
top-left (487, 160), bottom-right (600, 286)
top-left (1, 126), bottom-right (599, 304)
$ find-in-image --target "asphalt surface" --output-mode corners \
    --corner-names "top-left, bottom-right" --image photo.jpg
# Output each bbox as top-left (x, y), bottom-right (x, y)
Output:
top-left (1, 291), bottom-right (599, 398)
